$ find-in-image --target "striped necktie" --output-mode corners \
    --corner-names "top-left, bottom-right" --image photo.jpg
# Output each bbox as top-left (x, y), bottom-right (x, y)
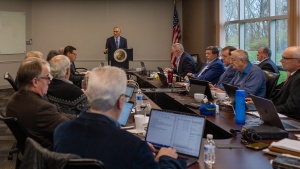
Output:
top-left (115, 38), bottom-right (119, 49)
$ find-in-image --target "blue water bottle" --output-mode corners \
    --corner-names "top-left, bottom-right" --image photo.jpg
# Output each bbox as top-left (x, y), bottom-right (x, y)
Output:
top-left (235, 90), bottom-right (246, 124)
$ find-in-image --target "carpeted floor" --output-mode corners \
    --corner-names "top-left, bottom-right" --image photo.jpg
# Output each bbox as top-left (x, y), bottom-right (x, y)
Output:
top-left (0, 88), bottom-right (17, 169)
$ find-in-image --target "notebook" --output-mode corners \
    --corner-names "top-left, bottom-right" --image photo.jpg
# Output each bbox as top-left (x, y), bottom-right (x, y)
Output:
top-left (118, 101), bottom-right (134, 127)
top-left (157, 67), bottom-right (164, 74)
top-left (125, 85), bottom-right (135, 99)
top-left (250, 94), bottom-right (300, 131)
top-left (157, 72), bottom-right (182, 88)
top-left (145, 109), bottom-right (205, 166)
top-left (189, 79), bottom-right (213, 100)
top-left (145, 109), bottom-right (206, 167)
top-left (222, 83), bottom-right (256, 111)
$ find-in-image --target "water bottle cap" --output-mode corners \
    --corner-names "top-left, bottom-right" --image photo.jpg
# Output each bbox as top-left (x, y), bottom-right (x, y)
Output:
top-left (207, 134), bottom-right (213, 139)
top-left (137, 89), bottom-right (141, 92)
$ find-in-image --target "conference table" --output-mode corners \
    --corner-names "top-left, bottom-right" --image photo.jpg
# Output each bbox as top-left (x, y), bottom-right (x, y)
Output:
top-left (127, 71), bottom-right (300, 169)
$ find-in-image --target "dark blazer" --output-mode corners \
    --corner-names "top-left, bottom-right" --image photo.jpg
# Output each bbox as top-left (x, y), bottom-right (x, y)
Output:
top-left (257, 58), bottom-right (279, 73)
top-left (6, 91), bottom-right (69, 149)
top-left (215, 65), bottom-right (237, 90)
top-left (47, 78), bottom-right (88, 115)
top-left (272, 69), bottom-right (300, 118)
top-left (173, 52), bottom-right (196, 77)
top-left (69, 62), bottom-right (84, 88)
top-left (196, 58), bottom-right (225, 85)
top-left (54, 112), bottom-right (185, 169)
top-left (105, 36), bottom-right (127, 50)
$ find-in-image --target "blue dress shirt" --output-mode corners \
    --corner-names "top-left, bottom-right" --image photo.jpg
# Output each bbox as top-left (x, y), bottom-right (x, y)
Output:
top-left (229, 62), bottom-right (266, 97)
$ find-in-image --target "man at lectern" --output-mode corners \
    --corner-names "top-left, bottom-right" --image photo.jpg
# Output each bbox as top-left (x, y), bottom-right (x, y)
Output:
top-left (104, 27), bottom-right (127, 54)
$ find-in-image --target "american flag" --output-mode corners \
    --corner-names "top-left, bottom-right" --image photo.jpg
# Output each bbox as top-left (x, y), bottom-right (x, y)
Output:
top-left (171, 4), bottom-right (181, 67)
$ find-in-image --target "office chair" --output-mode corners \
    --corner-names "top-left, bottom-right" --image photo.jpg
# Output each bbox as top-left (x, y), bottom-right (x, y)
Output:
top-left (4, 72), bottom-right (18, 91)
top-left (20, 138), bottom-right (105, 169)
top-left (0, 114), bottom-right (29, 168)
top-left (263, 70), bottom-right (280, 99)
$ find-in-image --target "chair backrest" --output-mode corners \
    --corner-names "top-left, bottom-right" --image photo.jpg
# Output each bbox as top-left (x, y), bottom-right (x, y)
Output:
top-left (4, 72), bottom-right (18, 91)
top-left (20, 138), bottom-right (82, 169)
top-left (263, 70), bottom-right (280, 99)
top-left (0, 115), bottom-right (28, 154)
top-left (65, 159), bottom-right (105, 169)
top-left (20, 137), bottom-right (104, 169)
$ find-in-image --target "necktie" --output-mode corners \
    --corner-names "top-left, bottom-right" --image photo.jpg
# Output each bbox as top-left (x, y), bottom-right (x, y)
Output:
top-left (115, 38), bottom-right (119, 49)
top-left (197, 64), bottom-right (208, 77)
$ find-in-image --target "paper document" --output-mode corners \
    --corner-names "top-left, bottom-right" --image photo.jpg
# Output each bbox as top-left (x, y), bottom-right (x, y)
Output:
top-left (247, 111), bottom-right (287, 118)
top-left (271, 138), bottom-right (300, 153)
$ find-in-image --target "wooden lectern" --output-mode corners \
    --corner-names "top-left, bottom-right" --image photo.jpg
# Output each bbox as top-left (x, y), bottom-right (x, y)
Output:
top-left (108, 48), bottom-right (133, 69)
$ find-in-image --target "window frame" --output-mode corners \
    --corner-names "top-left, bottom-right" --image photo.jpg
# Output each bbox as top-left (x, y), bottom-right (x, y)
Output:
top-left (219, 0), bottom-right (289, 65)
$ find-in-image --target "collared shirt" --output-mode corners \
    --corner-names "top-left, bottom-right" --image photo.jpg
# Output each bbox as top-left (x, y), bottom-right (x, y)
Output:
top-left (197, 58), bottom-right (217, 77)
top-left (229, 62), bottom-right (266, 97)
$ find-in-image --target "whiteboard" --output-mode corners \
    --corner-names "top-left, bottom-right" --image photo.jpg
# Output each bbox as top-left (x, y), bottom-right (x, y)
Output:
top-left (0, 11), bottom-right (26, 54)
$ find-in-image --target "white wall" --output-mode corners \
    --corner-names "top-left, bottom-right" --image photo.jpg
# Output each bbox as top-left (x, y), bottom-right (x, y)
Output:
top-left (0, 0), bottom-right (182, 88)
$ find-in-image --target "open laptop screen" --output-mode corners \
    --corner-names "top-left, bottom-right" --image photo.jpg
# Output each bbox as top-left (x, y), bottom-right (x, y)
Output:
top-left (118, 101), bottom-right (134, 126)
top-left (145, 109), bottom-right (205, 157)
top-left (189, 79), bottom-right (213, 100)
top-left (125, 85), bottom-right (135, 99)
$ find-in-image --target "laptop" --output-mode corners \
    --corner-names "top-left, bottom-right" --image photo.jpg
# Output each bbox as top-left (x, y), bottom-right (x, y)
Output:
top-left (157, 67), bottom-right (164, 74)
top-left (140, 61), bottom-right (147, 73)
top-left (250, 94), bottom-right (300, 131)
top-left (223, 83), bottom-right (256, 111)
top-left (118, 101), bottom-right (134, 127)
top-left (125, 85), bottom-right (135, 99)
top-left (145, 109), bottom-right (206, 167)
top-left (189, 79), bottom-right (213, 100)
top-left (157, 72), bottom-right (182, 88)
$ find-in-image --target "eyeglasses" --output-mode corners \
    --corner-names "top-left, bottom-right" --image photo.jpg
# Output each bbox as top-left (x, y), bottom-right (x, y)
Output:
top-left (281, 56), bottom-right (299, 60)
top-left (39, 76), bottom-right (51, 81)
top-left (72, 53), bottom-right (78, 56)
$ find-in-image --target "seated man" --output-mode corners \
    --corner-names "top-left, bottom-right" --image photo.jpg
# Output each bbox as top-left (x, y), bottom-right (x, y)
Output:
top-left (271, 46), bottom-right (300, 118)
top-left (257, 47), bottom-right (279, 73)
top-left (165, 43), bottom-right (196, 77)
top-left (213, 46), bottom-right (237, 89)
top-left (214, 49), bottom-right (266, 97)
top-left (187, 46), bottom-right (225, 85)
top-left (6, 58), bottom-right (70, 149)
top-left (64, 45), bottom-right (88, 88)
top-left (47, 55), bottom-right (88, 114)
top-left (54, 66), bottom-right (185, 169)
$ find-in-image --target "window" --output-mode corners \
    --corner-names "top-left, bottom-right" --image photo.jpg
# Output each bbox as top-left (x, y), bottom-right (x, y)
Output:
top-left (223, 0), bottom-right (288, 66)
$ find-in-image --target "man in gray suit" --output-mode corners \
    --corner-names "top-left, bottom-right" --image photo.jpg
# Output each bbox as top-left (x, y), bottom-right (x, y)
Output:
top-left (257, 47), bottom-right (279, 73)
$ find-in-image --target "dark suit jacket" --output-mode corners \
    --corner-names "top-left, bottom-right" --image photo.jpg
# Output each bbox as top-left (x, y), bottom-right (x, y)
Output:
top-left (54, 112), bottom-right (185, 169)
top-left (69, 62), bottom-right (84, 88)
top-left (196, 58), bottom-right (225, 85)
top-left (272, 69), bottom-right (300, 118)
top-left (173, 52), bottom-right (196, 77)
top-left (105, 36), bottom-right (127, 50)
top-left (47, 79), bottom-right (88, 115)
top-left (257, 58), bottom-right (279, 73)
top-left (215, 65), bottom-right (237, 90)
top-left (6, 91), bottom-right (69, 149)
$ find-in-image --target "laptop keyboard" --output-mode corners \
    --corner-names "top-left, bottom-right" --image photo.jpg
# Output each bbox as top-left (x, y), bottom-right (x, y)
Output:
top-left (282, 122), bottom-right (298, 129)
top-left (178, 156), bottom-right (189, 161)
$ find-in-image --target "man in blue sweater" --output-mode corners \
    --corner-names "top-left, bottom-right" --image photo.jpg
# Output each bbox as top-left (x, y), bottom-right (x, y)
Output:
top-left (54, 66), bottom-right (185, 169)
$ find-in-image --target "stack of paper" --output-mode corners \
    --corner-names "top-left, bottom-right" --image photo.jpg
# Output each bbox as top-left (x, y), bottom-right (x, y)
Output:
top-left (269, 138), bottom-right (300, 157)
